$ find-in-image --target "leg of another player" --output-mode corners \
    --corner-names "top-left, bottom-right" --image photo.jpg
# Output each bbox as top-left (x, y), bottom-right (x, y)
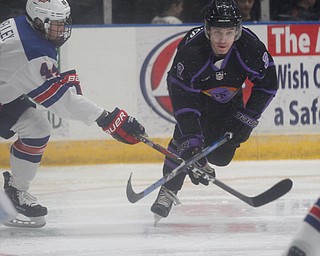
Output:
top-left (283, 196), bottom-right (320, 256)
top-left (3, 108), bottom-right (51, 228)
top-left (151, 139), bottom-right (183, 225)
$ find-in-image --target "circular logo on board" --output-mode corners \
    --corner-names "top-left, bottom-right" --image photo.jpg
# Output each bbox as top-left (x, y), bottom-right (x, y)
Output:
top-left (140, 31), bottom-right (187, 123)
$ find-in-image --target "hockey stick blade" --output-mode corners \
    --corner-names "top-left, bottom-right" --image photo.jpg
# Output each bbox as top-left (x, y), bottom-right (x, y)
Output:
top-left (126, 133), bottom-right (231, 203)
top-left (213, 178), bottom-right (293, 207)
top-left (126, 172), bottom-right (173, 203)
top-left (126, 173), bottom-right (143, 203)
top-left (189, 167), bottom-right (293, 207)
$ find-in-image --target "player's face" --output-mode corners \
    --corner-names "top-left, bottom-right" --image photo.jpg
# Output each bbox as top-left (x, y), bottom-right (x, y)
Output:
top-left (47, 20), bottom-right (66, 41)
top-left (47, 19), bottom-right (72, 47)
top-left (209, 27), bottom-right (237, 56)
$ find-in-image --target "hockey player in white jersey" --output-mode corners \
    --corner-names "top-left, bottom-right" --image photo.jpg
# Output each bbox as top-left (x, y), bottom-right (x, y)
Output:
top-left (0, 0), bottom-right (146, 228)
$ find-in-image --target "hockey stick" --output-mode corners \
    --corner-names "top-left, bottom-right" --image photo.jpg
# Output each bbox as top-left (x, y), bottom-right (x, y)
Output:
top-left (134, 134), bottom-right (293, 207)
top-left (126, 133), bottom-right (231, 203)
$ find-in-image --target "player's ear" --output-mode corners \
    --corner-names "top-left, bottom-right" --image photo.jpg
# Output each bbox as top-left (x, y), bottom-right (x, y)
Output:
top-left (33, 17), bottom-right (45, 32)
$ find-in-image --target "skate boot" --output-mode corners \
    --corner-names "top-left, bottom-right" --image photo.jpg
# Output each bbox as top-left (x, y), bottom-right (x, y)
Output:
top-left (151, 186), bottom-right (181, 225)
top-left (2, 171), bottom-right (47, 228)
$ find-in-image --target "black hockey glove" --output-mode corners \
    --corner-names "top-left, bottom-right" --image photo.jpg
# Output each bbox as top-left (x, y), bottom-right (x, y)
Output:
top-left (229, 108), bottom-right (259, 146)
top-left (96, 108), bottom-right (146, 145)
top-left (176, 134), bottom-right (211, 186)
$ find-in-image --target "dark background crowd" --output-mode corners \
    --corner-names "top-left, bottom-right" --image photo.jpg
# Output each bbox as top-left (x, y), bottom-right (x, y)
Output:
top-left (0, 0), bottom-right (319, 24)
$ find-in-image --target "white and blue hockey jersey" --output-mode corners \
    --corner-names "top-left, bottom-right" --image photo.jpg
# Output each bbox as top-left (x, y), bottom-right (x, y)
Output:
top-left (0, 16), bottom-right (103, 125)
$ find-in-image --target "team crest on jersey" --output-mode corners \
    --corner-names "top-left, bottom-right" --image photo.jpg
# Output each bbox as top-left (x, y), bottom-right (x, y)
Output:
top-left (185, 27), bottom-right (203, 44)
top-left (202, 87), bottom-right (239, 103)
top-left (140, 31), bottom-right (187, 123)
top-left (215, 71), bottom-right (224, 81)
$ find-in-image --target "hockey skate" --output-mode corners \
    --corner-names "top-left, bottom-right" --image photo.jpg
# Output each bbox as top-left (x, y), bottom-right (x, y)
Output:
top-left (2, 171), bottom-right (47, 228)
top-left (151, 186), bottom-right (181, 226)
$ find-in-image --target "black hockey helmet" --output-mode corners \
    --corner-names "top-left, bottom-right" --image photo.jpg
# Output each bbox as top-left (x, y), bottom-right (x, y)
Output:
top-left (204, 0), bottom-right (242, 40)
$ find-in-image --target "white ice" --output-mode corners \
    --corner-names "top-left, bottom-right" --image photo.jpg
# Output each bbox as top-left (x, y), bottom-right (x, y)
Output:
top-left (0, 160), bottom-right (319, 256)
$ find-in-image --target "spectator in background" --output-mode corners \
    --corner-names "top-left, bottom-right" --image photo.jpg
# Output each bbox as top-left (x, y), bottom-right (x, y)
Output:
top-left (235, 0), bottom-right (259, 22)
top-left (277, 0), bottom-right (320, 21)
top-left (151, 0), bottom-right (184, 24)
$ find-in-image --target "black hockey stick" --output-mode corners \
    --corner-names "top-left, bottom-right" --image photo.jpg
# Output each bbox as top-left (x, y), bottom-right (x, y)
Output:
top-left (135, 134), bottom-right (293, 207)
top-left (126, 133), bottom-right (231, 203)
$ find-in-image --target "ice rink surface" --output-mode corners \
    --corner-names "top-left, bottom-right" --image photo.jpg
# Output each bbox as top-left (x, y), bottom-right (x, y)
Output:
top-left (0, 160), bottom-right (319, 256)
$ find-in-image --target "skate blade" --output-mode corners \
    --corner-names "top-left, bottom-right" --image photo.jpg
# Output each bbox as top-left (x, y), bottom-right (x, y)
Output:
top-left (3, 214), bottom-right (46, 228)
top-left (153, 213), bottom-right (163, 227)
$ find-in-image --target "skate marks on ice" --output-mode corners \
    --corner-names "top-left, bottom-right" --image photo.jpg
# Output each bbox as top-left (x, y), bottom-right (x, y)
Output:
top-left (0, 160), bottom-right (319, 256)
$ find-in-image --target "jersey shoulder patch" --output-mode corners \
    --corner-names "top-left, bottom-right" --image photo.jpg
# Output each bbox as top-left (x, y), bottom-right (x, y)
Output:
top-left (178, 26), bottom-right (206, 50)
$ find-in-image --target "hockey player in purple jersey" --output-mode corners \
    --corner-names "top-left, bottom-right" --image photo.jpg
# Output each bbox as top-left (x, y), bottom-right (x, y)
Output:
top-left (283, 196), bottom-right (320, 256)
top-left (150, 0), bottom-right (278, 223)
top-left (0, 0), bottom-right (146, 228)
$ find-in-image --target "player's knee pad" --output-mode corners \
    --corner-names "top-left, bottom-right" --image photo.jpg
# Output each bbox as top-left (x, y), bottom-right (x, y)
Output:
top-left (12, 108), bottom-right (51, 138)
top-left (0, 96), bottom-right (36, 139)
